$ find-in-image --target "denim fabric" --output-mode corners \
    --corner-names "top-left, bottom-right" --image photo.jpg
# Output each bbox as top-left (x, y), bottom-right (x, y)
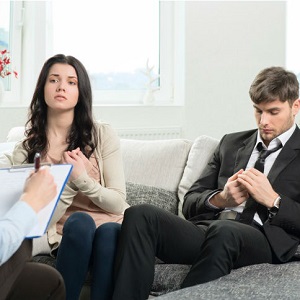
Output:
top-left (56, 212), bottom-right (121, 300)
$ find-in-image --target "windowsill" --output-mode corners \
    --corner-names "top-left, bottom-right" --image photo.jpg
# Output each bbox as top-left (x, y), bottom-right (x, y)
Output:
top-left (0, 102), bottom-right (184, 109)
top-left (92, 103), bottom-right (184, 107)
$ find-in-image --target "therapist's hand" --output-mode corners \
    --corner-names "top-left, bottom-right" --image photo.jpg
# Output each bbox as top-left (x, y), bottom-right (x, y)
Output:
top-left (20, 167), bottom-right (57, 213)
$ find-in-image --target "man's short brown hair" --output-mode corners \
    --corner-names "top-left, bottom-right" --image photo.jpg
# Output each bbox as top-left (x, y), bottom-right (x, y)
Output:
top-left (249, 66), bottom-right (299, 107)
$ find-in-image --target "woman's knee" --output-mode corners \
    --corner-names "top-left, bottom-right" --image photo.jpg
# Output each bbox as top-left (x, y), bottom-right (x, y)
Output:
top-left (63, 212), bottom-right (96, 237)
top-left (95, 222), bottom-right (121, 241)
top-left (94, 223), bottom-right (121, 253)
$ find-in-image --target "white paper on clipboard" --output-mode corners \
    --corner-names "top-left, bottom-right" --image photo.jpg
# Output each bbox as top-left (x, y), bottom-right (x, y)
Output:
top-left (0, 164), bottom-right (73, 238)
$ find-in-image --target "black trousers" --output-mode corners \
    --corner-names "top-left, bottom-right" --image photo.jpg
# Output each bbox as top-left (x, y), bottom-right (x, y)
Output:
top-left (112, 204), bottom-right (273, 300)
top-left (0, 239), bottom-right (65, 300)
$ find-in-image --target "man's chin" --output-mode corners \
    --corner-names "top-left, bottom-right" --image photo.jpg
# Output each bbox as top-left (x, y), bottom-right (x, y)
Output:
top-left (260, 132), bottom-right (275, 144)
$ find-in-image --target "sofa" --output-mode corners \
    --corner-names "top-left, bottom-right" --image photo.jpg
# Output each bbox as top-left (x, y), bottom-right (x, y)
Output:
top-left (2, 126), bottom-right (300, 299)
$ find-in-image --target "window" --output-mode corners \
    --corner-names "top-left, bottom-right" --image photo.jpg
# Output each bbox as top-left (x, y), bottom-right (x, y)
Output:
top-left (0, 2), bottom-right (10, 59)
top-left (0, 1), bottom-right (22, 105)
top-left (49, 0), bottom-right (173, 105)
top-left (1, 0), bottom-right (181, 106)
top-left (52, 1), bottom-right (158, 98)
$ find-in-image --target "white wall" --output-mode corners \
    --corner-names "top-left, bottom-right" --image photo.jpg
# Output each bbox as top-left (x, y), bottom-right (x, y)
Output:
top-left (0, 1), bottom-right (286, 142)
top-left (183, 1), bottom-right (286, 140)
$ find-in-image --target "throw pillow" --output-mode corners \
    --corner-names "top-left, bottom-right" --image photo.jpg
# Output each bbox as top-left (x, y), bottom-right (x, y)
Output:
top-left (121, 139), bottom-right (192, 192)
top-left (126, 181), bottom-right (178, 215)
top-left (177, 135), bottom-right (219, 218)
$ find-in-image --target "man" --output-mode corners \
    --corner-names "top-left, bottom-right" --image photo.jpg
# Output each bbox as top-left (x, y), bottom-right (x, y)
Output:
top-left (112, 66), bottom-right (300, 300)
top-left (0, 167), bottom-right (66, 299)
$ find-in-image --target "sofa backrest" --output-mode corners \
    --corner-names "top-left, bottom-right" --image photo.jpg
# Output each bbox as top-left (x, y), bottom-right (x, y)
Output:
top-left (121, 136), bottom-right (219, 217)
top-left (121, 139), bottom-right (193, 192)
top-left (4, 126), bottom-right (193, 192)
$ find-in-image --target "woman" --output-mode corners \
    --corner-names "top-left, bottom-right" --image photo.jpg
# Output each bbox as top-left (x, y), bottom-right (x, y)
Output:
top-left (3, 54), bottom-right (129, 300)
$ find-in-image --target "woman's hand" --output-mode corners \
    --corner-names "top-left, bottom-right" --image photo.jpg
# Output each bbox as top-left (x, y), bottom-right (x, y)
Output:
top-left (62, 147), bottom-right (91, 181)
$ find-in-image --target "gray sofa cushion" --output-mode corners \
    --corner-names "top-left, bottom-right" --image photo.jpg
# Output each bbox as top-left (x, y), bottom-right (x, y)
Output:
top-left (151, 264), bottom-right (191, 296)
top-left (126, 181), bottom-right (179, 215)
top-left (32, 255), bottom-right (56, 268)
top-left (155, 262), bottom-right (300, 299)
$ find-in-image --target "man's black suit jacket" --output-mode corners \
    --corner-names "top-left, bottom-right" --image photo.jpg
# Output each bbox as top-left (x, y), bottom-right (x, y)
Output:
top-left (183, 126), bottom-right (300, 262)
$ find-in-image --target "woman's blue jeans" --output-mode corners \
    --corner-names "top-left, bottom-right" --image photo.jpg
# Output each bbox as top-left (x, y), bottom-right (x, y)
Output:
top-left (56, 212), bottom-right (121, 300)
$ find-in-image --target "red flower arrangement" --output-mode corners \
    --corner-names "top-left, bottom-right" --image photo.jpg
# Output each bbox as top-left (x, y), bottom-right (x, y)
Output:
top-left (0, 49), bottom-right (18, 78)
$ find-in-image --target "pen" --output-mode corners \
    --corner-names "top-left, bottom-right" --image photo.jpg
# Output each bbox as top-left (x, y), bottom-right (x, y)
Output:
top-left (34, 153), bottom-right (41, 172)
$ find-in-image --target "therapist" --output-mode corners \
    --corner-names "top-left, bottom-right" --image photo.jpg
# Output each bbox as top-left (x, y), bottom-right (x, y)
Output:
top-left (0, 167), bottom-right (66, 299)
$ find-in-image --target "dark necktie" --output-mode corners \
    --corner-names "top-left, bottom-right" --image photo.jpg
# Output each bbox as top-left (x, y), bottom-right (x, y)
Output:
top-left (239, 142), bottom-right (283, 224)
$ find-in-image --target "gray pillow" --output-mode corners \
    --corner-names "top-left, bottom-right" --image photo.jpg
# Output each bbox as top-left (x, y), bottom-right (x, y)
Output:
top-left (126, 182), bottom-right (178, 215)
top-left (151, 264), bottom-right (190, 296)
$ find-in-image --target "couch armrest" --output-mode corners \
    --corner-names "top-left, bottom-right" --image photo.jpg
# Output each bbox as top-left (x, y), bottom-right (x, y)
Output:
top-left (6, 126), bottom-right (25, 142)
top-left (0, 142), bottom-right (16, 156)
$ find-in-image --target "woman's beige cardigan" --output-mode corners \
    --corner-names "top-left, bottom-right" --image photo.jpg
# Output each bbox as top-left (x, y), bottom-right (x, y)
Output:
top-left (0, 122), bottom-right (129, 254)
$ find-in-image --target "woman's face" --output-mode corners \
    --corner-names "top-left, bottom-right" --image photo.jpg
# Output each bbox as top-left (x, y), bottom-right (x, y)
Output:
top-left (44, 63), bottom-right (79, 113)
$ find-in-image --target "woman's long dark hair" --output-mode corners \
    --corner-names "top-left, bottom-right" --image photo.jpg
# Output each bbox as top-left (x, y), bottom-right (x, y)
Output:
top-left (23, 54), bottom-right (98, 163)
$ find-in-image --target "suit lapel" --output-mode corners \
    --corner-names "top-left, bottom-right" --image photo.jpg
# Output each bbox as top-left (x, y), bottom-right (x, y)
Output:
top-left (234, 132), bottom-right (257, 173)
top-left (268, 126), bottom-right (300, 184)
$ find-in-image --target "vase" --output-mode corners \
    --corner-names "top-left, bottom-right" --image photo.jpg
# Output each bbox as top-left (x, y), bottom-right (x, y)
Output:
top-left (143, 89), bottom-right (155, 105)
top-left (0, 80), bottom-right (5, 104)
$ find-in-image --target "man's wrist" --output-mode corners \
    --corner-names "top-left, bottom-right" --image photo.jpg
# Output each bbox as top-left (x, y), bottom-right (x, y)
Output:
top-left (206, 198), bottom-right (221, 210)
top-left (205, 190), bottom-right (224, 210)
top-left (272, 196), bottom-right (281, 209)
top-left (269, 196), bottom-right (281, 218)
top-left (209, 192), bottom-right (226, 208)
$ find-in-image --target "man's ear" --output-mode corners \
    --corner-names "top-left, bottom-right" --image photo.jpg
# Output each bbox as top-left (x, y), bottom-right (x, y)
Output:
top-left (292, 99), bottom-right (300, 116)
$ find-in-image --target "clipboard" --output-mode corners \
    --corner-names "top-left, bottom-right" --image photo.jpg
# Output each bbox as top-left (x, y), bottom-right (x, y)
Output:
top-left (0, 164), bottom-right (73, 238)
